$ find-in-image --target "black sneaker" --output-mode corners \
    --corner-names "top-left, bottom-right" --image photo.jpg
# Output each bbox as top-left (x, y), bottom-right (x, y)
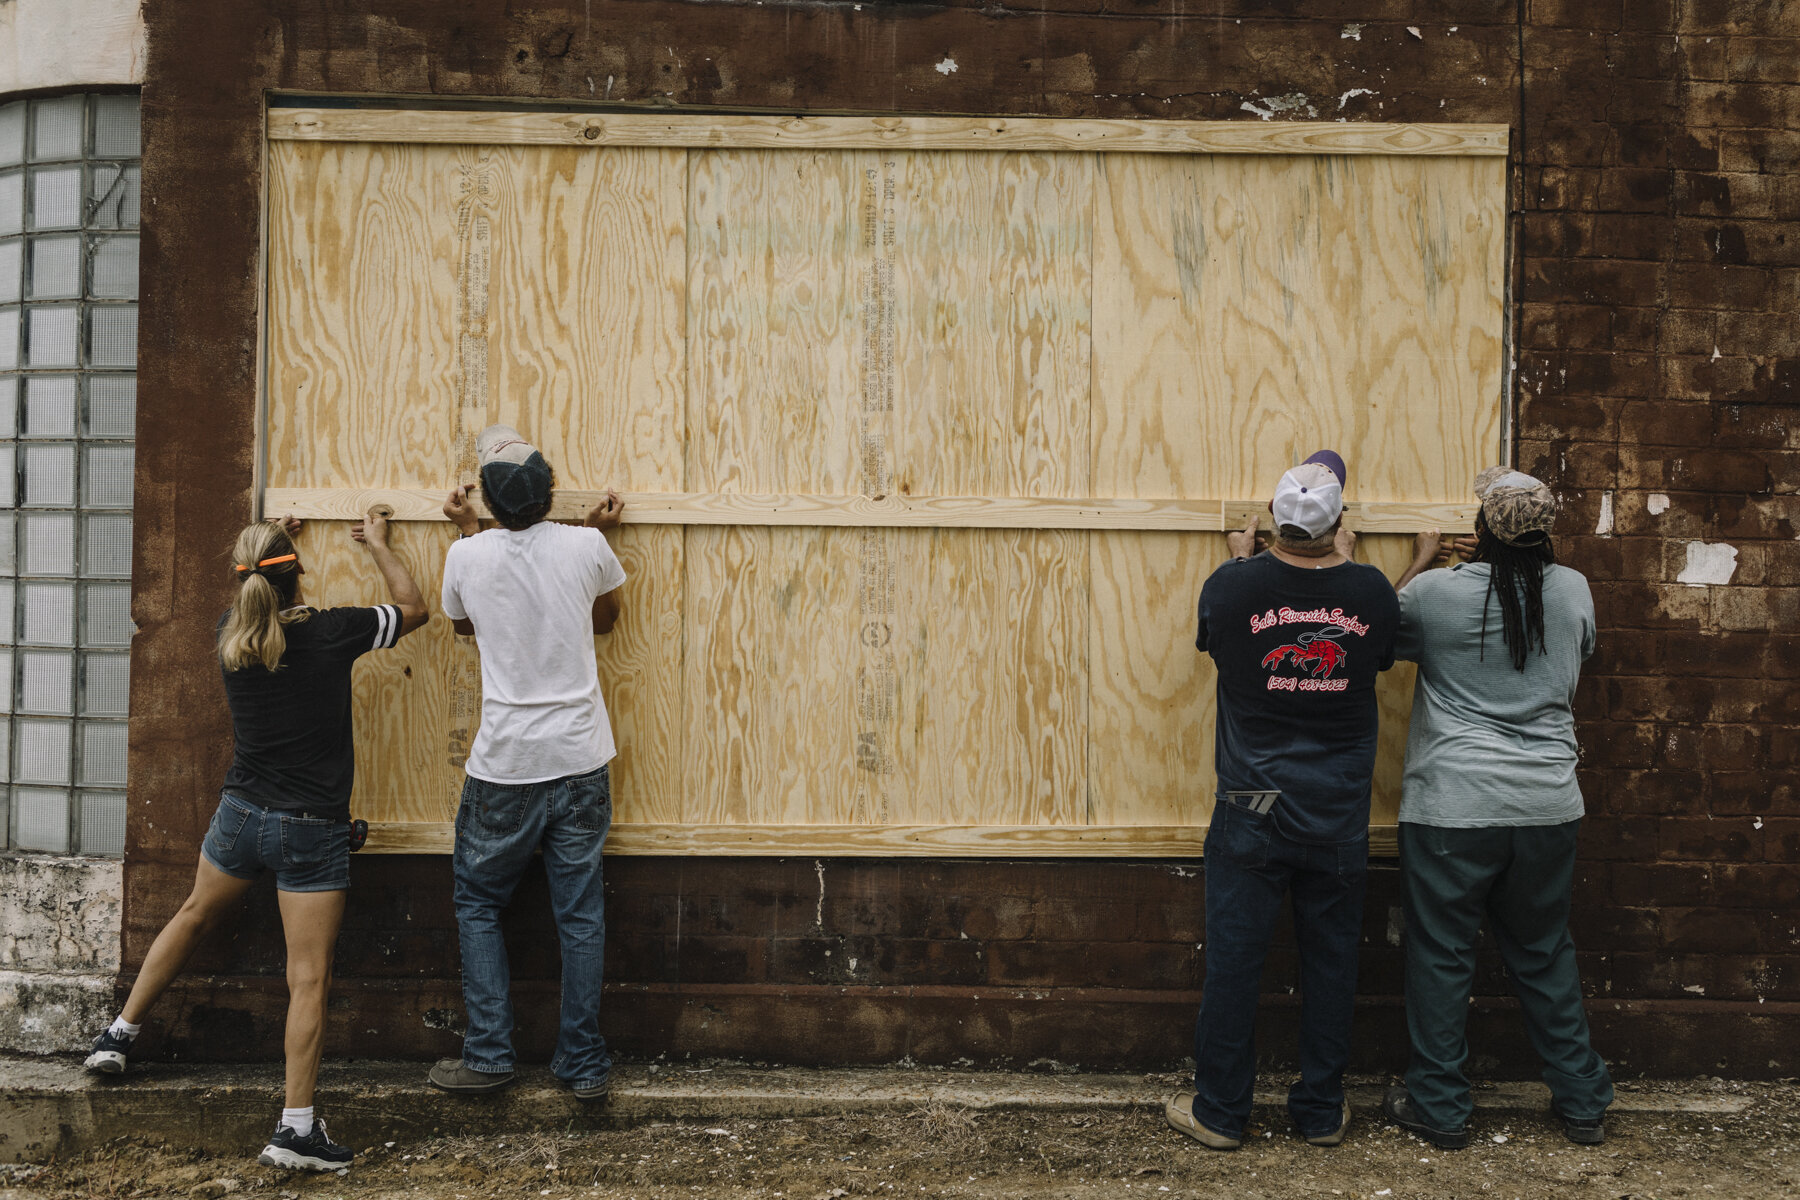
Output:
top-left (258, 1120), bottom-right (354, 1172)
top-left (1381, 1086), bottom-right (1470, 1150)
top-left (1552, 1105), bottom-right (1606, 1145)
top-left (83, 1028), bottom-right (134, 1074)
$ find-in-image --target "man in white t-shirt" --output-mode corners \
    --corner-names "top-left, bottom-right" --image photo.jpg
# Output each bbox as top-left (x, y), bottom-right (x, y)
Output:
top-left (428, 424), bottom-right (627, 1102)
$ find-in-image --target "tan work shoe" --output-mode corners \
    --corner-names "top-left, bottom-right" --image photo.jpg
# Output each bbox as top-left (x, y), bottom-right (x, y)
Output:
top-left (1164, 1091), bottom-right (1241, 1150)
top-left (428, 1058), bottom-right (514, 1094)
top-left (1304, 1099), bottom-right (1352, 1146)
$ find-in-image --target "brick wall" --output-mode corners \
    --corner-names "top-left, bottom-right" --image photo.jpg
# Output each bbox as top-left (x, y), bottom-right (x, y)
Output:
top-left (1513, 1), bottom-right (1800, 1020)
top-left (124, 0), bottom-right (1798, 1074)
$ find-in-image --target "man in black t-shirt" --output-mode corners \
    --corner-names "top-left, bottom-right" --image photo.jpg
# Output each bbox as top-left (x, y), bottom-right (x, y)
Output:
top-left (1165, 450), bottom-right (1400, 1153)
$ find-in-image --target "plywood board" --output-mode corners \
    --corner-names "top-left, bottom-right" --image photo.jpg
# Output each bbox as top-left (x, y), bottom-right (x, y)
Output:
top-left (263, 489), bottom-right (1478, 533)
top-left (1092, 153), bottom-right (1505, 503)
top-left (270, 109), bottom-right (1509, 157)
top-left (261, 113), bottom-right (1504, 856)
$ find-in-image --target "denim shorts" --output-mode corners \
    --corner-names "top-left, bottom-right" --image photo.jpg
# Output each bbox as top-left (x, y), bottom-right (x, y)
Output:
top-left (201, 791), bottom-right (351, 893)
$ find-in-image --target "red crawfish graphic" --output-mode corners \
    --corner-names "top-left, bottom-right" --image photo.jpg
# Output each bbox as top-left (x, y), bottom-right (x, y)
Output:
top-left (1261, 625), bottom-right (1350, 678)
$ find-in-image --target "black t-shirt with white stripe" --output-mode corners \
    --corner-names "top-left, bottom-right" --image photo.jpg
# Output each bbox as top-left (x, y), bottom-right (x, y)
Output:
top-left (218, 605), bottom-right (402, 817)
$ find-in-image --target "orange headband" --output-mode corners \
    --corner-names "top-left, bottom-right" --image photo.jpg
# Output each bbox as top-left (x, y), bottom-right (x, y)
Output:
top-left (234, 553), bottom-right (298, 574)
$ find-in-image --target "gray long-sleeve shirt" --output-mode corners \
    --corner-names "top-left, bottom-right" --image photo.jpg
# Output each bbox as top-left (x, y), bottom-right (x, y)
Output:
top-left (1395, 561), bottom-right (1595, 827)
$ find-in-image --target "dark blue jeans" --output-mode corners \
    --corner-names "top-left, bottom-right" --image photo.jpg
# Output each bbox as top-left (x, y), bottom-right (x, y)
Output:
top-left (452, 764), bottom-right (613, 1090)
top-left (1192, 800), bottom-right (1368, 1139)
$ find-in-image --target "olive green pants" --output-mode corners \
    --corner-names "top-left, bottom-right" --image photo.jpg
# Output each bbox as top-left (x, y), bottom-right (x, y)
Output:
top-left (1399, 820), bottom-right (1613, 1131)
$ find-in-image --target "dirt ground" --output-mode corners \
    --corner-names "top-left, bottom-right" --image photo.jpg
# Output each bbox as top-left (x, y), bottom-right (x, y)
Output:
top-left (6, 1076), bottom-right (1797, 1200)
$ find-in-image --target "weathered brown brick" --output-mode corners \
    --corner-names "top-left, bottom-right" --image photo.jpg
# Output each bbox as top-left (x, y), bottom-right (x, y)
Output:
top-left (1710, 771), bottom-right (1795, 814)
top-left (1528, 0), bottom-right (1623, 28)
top-left (1680, 0), bottom-right (1800, 39)
top-left (1664, 629), bottom-right (1769, 675)
top-left (1622, 445), bottom-right (1773, 491)
top-left (1606, 674), bottom-right (1717, 722)
top-left (1713, 586), bottom-right (1800, 632)
top-left (1590, 580), bottom-right (1711, 629)
top-left (1521, 302), bottom-right (1613, 350)
top-left (1714, 863), bottom-right (1800, 907)
top-left (1521, 394), bottom-right (1620, 438)
top-left (1618, 400), bottom-right (1715, 445)
top-left (1677, 170), bottom-right (1776, 219)
top-left (1578, 815), bottom-right (1660, 861)
top-left (1608, 306), bottom-right (1661, 350)
top-left (1715, 403), bottom-right (1799, 450)
top-left (1610, 862), bottom-right (1713, 906)
top-left (1713, 493), bottom-right (1800, 539)
top-left (1616, 768), bottom-right (1708, 813)
top-left (1530, 165), bottom-right (1602, 212)
top-left (1718, 129), bottom-right (1800, 174)
top-left (1578, 721), bottom-right (1656, 768)
top-left (1590, 629), bottom-right (1662, 673)
top-left (1659, 817), bottom-right (1758, 862)
top-left (1597, 166), bottom-right (1675, 212)
top-left (1592, 212), bottom-right (1676, 259)
top-left (1661, 907), bottom-right (1768, 953)
top-left (1724, 36), bottom-right (1800, 83)
top-left (1767, 714), bottom-right (1800, 763)
top-left (1671, 262), bottom-right (1772, 310)
top-left (1569, 905), bottom-right (1659, 951)
top-left (1662, 353), bottom-right (1761, 401)
top-left (1703, 724), bottom-right (1770, 768)
top-left (1685, 82), bottom-right (1800, 130)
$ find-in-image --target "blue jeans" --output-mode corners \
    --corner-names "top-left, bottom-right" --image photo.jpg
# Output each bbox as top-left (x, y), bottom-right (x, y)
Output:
top-left (452, 764), bottom-right (612, 1089)
top-left (202, 791), bottom-right (350, 892)
top-left (1191, 799), bottom-right (1368, 1139)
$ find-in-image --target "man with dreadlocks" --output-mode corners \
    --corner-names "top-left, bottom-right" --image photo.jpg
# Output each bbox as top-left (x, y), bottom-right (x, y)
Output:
top-left (1380, 469), bottom-right (1613, 1150)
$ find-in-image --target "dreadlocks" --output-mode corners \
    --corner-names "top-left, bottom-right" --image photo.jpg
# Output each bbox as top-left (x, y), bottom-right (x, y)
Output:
top-left (1475, 516), bottom-right (1556, 672)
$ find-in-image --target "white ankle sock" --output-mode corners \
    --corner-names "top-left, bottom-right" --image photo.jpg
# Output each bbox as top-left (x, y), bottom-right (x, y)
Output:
top-left (108, 1017), bottom-right (141, 1039)
top-left (280, 1107), bottom-right (315, 1137)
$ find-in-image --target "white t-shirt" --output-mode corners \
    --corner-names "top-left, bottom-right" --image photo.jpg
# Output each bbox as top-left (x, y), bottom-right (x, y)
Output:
top-left (440, 521), bottom-right (628, 784)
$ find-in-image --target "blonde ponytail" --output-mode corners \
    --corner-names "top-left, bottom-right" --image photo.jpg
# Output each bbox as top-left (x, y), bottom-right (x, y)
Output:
top-left (218, 522), bottom-right (309, 672)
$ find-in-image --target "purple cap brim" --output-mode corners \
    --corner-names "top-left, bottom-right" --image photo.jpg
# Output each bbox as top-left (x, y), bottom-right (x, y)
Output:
top-left (1303, 449), bottom-right (1347, 487)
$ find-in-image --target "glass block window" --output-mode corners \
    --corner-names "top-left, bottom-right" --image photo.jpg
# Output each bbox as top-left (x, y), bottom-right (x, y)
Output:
top-left (0, 93), bottom-right (136, 857)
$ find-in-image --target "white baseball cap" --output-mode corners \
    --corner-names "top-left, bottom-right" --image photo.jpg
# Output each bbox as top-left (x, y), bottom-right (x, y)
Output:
top-left (1271, 462), bottom-right (1344, 539)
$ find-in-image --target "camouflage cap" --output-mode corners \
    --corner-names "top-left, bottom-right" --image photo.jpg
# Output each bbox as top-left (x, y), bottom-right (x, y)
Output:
top-left (1471, 465), bottom-right (1514, 498)
top-left (1480, 473), bottom-right (1557, 546)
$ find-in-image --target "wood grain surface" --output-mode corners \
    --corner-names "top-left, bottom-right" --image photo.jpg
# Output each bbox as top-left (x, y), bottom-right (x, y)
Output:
top-left (360, 821), bottom-right (1404, 857)
top-left (261, 116), bottom-right (1501, 854)
top-left (270, 109), bottom-right (1509, 157)
top-left (261, 488), bottom-right (1479, 533)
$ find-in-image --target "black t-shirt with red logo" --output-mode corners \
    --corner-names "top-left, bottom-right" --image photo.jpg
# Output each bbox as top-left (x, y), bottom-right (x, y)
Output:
top-left (1195, 552), bottom-right (1400, 845)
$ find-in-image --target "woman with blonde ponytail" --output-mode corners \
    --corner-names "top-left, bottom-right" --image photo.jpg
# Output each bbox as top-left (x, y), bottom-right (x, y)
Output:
top-left (82, 512), bottom-right (428, 1173)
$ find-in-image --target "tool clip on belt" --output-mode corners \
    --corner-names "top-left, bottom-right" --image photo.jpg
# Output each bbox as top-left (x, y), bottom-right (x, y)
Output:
top-left (1220, 790), bottom-right (1280, 815)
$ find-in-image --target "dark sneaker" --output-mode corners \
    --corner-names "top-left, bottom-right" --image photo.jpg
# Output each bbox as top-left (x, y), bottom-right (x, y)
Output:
top-left (258, 1119), bottom-right (353, 1171)
top-left (1381, 1086), bottom-right (1470, 1150)
top-left (83, 1028), bottom-right (134, 1075)
top-left (1552, 1105), bottom-right (1606, 1145)
top-left (570, 1070), bottom-right (611, 1102)
top-left (428, 1058), bottom-right (515, 1094)
top-left (1163, 1091), bottom-right (1241, 1150)
top-left (1304, 1099), bottom-right (1352, 1147)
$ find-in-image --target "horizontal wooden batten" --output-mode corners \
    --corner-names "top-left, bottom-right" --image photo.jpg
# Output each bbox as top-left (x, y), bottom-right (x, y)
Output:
top-left (268, 109), bottom-right (1509, 157)
top-left (262, 488), bottom-right (1477, 533)
top-left (362, 821), bottom-right (1404, 857)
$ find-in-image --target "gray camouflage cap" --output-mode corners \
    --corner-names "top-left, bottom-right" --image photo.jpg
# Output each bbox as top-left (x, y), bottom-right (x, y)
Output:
top-left (1480, 471), bottom-right (1557, 545)
top-left (1471, 465), bottom-right (1514, 498)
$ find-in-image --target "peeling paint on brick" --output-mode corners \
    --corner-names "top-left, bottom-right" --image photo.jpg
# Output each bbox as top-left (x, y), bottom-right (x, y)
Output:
top-left (1677, 542), bottom-right (1740, 587)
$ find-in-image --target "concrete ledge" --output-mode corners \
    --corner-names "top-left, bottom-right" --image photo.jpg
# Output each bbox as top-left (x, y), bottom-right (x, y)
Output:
top-left (0, 1056), bottom-right (1755, 1164)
